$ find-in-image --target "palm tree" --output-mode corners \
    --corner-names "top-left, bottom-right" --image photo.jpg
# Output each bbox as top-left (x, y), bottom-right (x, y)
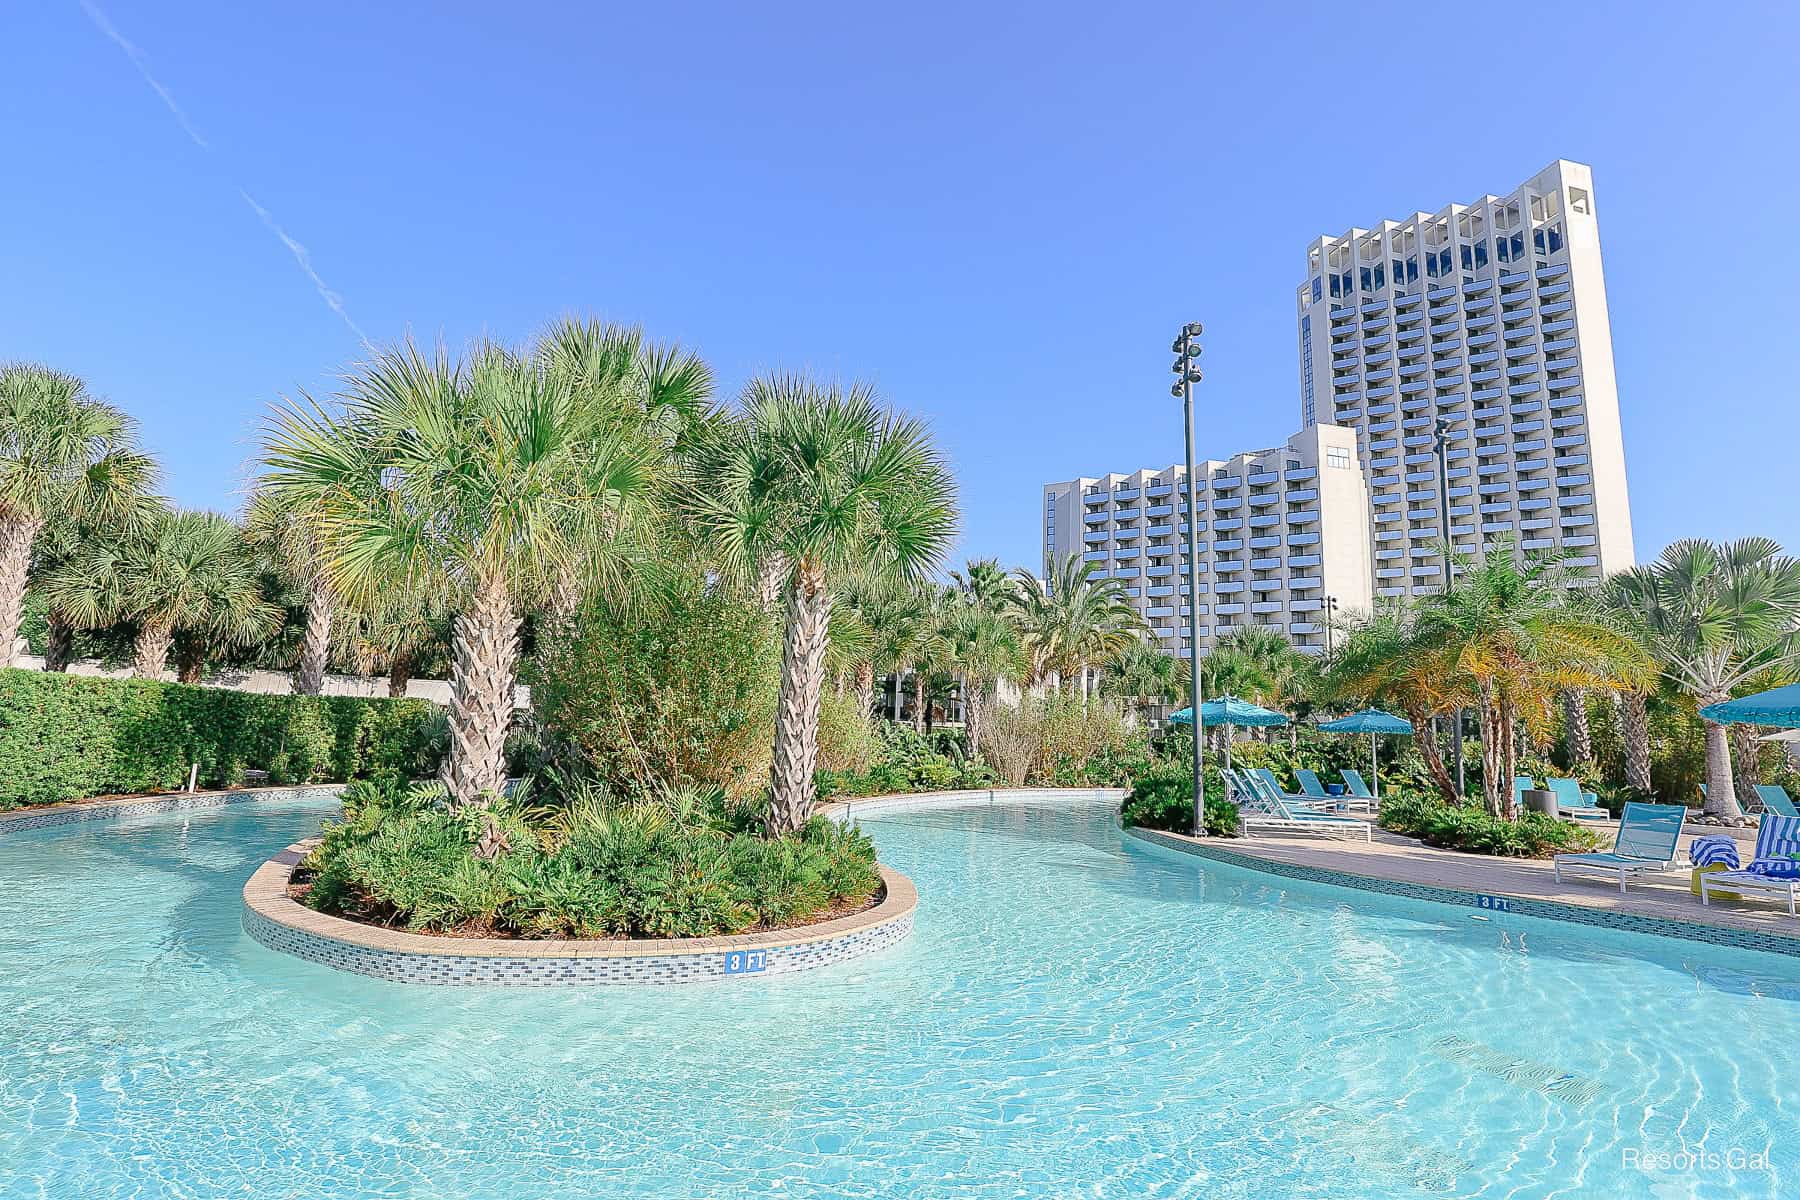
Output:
top-left (838, 581), bottom-right (929, 719)
top-left (938, 603), bottom-right (1023, 756)
top-left (1008, 555), bottom-right (1143, 693)
top-left (29, 470), bottom-right (162, 670)
top-left (46, 508), bottom-right (281, 681)
top-left (1104, 639), bottom-right (1185, 726)
top-left (243, 489), bottom-right (338, 695)
top-left (1412, 546), bottom-right (1649, 817)
top-left (262, 340), bottom-right (663, 808)
top-left (1327, 604), bottom-right (1462, 804)
top-left (1610, 539), bottom-right (1800, 822)
top-left (686, 375), bottom-right (956, 834)
top-left (0, 364), bottom-right (156, 667)
top-left (337, 583), bottom-right (450, 697)
top-left (907, 585), bottom-right (953, 731)
top-left (951, 557), bottom-right (1016, 614)
top-left (531, 317), bottom-right (714, 623)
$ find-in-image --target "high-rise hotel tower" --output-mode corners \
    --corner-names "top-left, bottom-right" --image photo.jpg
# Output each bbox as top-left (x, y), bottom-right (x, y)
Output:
top-left (1294, 160), bottom-right (1634, 597)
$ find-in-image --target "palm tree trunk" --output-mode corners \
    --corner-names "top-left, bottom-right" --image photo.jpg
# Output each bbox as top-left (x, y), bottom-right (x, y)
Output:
top-left (1701, 716), bottom-right (1743, 822)
top-left (176, 639), bottom-right (206, 684)
top-left (0, 514), bottom-right (42, 669)
top-left (966, 680), bottom-right (987, 757)
top-left (1500, 698), bottom-right (1519, 817)
top-left (1620, 689), bottom-right (1653, 795)
top-left (43, 611), bottom-right (75, 671)
top-left (134, 617), bottom-right (174, 680)
top-left (1478, 703), bottom-right (1506, 818)
top-left (388, 652), bottom-right (414, 699)
top-left (545, 567), bottom-right (583, 631)
top-left (755, 551), bottom-right (791, 611)
top-left (295, 576), bottom-right (333, 696)
top-left (913, 671), bottom-right (926, 733)
top-left (769, 557), bottom-right (831, 835)
top-left (1562, 689), bottom-right (1592, 767)
top-left (854, 661), bottom-right (875, 717)
top-left (1402, 700), bottom-right (1458, 805)
top-left (441, 572), bottom-right (520, 808)
top-left (1731, 722), bottom-right (1763, 811)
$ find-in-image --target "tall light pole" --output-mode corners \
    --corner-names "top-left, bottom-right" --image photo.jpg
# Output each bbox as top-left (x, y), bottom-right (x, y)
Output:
top-left (1324, 594), bottom-right (1339, 659)
top-left (1434, 416), bottom-right (1465, 794)
top-left (1433, 417), bottom-right (1455, 592)
top-left (1172, 322), bottom-right (1206, 836)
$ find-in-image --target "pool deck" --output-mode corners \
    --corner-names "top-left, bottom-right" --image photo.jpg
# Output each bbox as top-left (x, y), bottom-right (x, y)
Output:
top-left (1143, 817), bottom-right (1800, 948)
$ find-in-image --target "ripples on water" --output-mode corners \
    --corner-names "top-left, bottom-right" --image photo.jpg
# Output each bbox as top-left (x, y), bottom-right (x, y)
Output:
top-left (2, 792), bottom-right (1796, 1198)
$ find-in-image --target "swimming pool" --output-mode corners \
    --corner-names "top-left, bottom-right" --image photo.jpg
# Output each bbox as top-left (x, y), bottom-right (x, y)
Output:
top-left (3, 790), bottom-right (1795, 1199)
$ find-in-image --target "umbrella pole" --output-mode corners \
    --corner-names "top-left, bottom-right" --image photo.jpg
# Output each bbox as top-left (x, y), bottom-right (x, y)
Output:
top-left (1371, 733), bottom-right (1379, 800)
top-left (1225, 723), bottom-right (1233, 776)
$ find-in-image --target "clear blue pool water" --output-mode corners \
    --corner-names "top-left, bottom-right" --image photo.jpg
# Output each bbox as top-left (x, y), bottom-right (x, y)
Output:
top-left (3, 791), bottom-right (1798, 1199)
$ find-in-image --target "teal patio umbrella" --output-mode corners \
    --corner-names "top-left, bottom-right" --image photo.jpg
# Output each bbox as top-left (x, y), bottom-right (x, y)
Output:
top-left (1316, 708), bottom-right (1414, 799)
top-left (1699, 683), bottom-right (1800, 728)
top-left (1168, 694), bottom-right (1288, 774)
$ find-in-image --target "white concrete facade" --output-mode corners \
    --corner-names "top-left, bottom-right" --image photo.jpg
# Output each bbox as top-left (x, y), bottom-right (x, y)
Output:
top-left (1042, 424), bottom-right (1372, 658)
top-left (1295, 160), bottom-right (1635, 595)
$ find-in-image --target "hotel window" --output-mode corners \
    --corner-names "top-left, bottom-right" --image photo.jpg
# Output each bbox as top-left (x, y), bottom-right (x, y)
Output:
top-left (1326, 446), bottom-right (1352, 469)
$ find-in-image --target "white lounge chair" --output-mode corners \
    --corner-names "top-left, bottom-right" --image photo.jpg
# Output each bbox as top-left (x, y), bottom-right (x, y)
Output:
top-left (1230, 769), bottom-right (1372, 842)
top-left (1552, 802), bottom-right (1686, 894)
top-left (1699, 814), bottom-right (1800, 916)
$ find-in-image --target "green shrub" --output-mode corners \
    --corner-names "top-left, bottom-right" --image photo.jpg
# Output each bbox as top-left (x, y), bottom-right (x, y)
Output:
top-left (1377, 793), bottom-right (1602, 858)
top-left (297, 779), bottom-right (884, 939)
top-left (816, 719), bottom-right (1000, 799)
top-left (0, 668), bottom-right (444, 808)
top-left (1119, 760), bottom-right (1239, 836)
top-left (530, 574), bottom-right (781, 800)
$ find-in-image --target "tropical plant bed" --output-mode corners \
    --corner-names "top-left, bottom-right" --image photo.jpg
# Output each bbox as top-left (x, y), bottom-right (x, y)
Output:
top-left (1377, 793), bottom-right (1604, 859)
top-left (293, 777), bottom-right (886, 941)
top-left (284, 873), bottom-right (884, 941)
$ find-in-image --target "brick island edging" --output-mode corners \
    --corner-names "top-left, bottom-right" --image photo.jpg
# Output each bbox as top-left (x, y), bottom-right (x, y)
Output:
top-left (0, 784), bottom-right (347, 835)
top-left (242, 842), bottom-right (917, 986)
top-left (1125, 826), bottom-right (1800, 961)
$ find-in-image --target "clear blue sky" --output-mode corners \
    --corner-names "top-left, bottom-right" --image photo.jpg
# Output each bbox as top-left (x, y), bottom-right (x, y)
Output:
top-left (6, 3), bottom-right (1797, 574)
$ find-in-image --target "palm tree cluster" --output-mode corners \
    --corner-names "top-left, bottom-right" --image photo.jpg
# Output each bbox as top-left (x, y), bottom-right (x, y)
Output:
top-left (253, 327), bottom-right (963, 832)
top-left (1326, 538), bottom-right (1800, 824)
top-left (3, 361), bottom-right (455, 693)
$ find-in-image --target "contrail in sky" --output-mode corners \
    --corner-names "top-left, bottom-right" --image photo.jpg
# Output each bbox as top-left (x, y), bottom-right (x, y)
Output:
top-left (78, 0), bottom-right (372, 348)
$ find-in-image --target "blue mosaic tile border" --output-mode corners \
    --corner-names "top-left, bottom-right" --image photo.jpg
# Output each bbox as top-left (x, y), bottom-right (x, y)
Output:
top-left (0, 784), bottom-right (345, 835)
top-left (242, 845), bottom-right (917, 988)
top-left (242, 903), bottom-right (915, 987)
top-left (1126, 826), bottom-right (1800, 961)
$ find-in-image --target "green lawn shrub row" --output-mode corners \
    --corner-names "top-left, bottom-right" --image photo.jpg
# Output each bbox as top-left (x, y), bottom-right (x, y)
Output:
top-left (0, 667), bottom-right (446, 808)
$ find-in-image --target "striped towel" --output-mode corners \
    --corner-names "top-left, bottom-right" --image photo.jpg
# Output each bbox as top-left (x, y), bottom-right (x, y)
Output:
top-left (1689, 835), bottom-right (1741, 870)
top-left (1745, 815), bottom-right (1800, 878)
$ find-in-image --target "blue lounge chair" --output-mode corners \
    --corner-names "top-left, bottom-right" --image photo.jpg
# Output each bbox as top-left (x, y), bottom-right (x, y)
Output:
top-left (1293, 768), bottom-right (1360, 811)
top-left (1296, 766), bottom-right (1371, 811)
top-left (1340, 768), bottom-right (1376, 804)
top-left (1553, 802), bottom-right (1687, 893)
top-left (1546, 777), bottom-right (1607, 821)
top-left (1251, 768), bottom-right (1342, 813)
top-left (1756, 785), bottom-right (1799, 819)
top-left (1228, 769), bottom-right (1372, 842)
top-left (1514, 776), bottom-right (1535, 812)
top-left (1700, 814), bottom-right (1800, 915)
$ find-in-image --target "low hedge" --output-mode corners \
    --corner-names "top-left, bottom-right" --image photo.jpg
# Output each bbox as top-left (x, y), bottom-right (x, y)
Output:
top-left (0, 668), bottom-right (445, 808)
